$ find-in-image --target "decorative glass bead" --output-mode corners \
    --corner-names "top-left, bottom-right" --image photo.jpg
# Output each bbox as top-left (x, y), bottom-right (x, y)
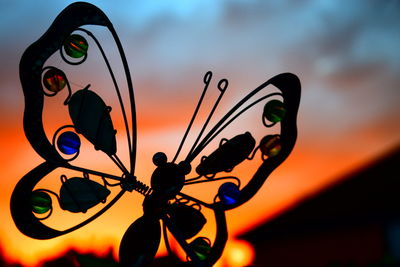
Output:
top-left (218, 182), bottom-right (240, 205)
top-left (31, 191), bottom-right (52, 214)
top-left (57, 131), bottom-right (81, 155)
top-left (263, 100), bottom-right (286, 123)
top-left (189, 237), bottom-right (211, 261)
top-left (42, 68), bottom-right (67, 93)
top-left (64, 34), bottom-right (88, 58)
top-left (260, 135), bottom-right (281, 157)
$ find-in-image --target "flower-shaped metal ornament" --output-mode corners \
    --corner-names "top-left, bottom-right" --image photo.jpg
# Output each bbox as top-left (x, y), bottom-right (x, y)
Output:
top-left (11, 2), bottom-right (301, 267)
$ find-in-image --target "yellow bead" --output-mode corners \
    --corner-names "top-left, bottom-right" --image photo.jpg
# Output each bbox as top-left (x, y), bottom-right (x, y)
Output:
top-left (260, 135), bottom-right (281, 157)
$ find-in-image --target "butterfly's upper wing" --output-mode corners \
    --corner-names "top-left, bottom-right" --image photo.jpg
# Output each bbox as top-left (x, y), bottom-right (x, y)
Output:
top-left (12, 2), bottom-right (136, 239)
top-left (206, 73), bottom-right (300, 210)
top-left (181, 72), bottom-right (300, 208)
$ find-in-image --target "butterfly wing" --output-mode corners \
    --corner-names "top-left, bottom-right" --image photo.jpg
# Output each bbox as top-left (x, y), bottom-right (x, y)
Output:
top-left (20, 2), bottom-right (136, 167)
top-left (11, 162), bottom-right (126, 239)
top-left (12, 2), bottom-right (137, 239)
top-left (180, 72), bottom-right (301, 209)
top-left (161, 71), bottom-right (300, 264)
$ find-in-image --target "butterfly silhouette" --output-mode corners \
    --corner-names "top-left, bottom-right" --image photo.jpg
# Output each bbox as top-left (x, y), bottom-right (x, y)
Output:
top-left (11, 2), bottom-right (301, 267)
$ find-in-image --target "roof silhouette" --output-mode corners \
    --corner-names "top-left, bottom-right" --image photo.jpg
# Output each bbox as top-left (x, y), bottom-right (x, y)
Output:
top-left (241, 145), bottom-right (400, 242)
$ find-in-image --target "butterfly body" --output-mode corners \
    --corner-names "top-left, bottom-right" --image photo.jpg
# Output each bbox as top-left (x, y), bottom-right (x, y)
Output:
top-left (150, 162), bottom-right (186, 199)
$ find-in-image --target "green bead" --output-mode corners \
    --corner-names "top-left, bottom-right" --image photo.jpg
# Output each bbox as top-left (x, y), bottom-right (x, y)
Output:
top-left (64, 34), bottom-right (88, 58)
top-left (31, 191), bottom-right (52, 214)
top-left (189, 237), bottom-right (211, 261)
top-left (263, 100), bottom-right (286, 123)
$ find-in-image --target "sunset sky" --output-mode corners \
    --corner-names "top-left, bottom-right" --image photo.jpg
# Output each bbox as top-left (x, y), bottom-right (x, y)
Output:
top-left (0, 0), bottom-right (399, 266)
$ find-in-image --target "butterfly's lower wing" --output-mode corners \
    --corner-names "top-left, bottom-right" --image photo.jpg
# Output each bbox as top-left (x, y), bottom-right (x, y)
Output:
top-left (11, 162), bottom-right (60, 239)
top-left (161, 206), bottom-right (227, 266)
top-left (11, 161), bottom-right (126, 239)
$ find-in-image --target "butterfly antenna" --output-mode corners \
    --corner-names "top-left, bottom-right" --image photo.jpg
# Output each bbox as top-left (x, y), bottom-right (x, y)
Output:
top-left (172, 71), bottom-right (213, 163)
top-left (185, 78), bottom-right (228, 161)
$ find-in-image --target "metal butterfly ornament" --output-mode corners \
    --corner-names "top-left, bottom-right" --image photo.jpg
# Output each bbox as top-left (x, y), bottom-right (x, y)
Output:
top-left (11, 2), bottom-right (301, 267)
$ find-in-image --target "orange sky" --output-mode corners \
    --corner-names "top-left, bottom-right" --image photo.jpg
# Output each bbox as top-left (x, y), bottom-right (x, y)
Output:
top-left (0, 1), bottom-right (400, 266)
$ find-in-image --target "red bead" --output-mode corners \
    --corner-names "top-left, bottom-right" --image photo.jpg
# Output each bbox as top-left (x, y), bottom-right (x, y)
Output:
top-left (43, 68), bottom-right (67, 93)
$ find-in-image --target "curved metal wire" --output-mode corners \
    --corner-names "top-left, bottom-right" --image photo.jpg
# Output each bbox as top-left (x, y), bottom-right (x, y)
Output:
top-left (196, 92), bottom-right (283, 154)
top-left (73, 28), bottom-right (133, 174)
top-left (248, 145), bottom-right (260, 160)
top-left (184, 175), bottom-right (202, 183)
top-left (31, 188), bottom-right (60, 221)
top-left (161, 214), bottom-right (204, 266)
top-left (172, 71), bottom-right (213, 163)
top-left (106, 25), bottom-right (137, 174)
top-left (101, 176), bottom-right (122, 187)
top-left (109, 154), bottom-right (129, 175)
top-left (184, 175), bottom-right (241, 187)
top-left (185, 77), bottom-right (283, 163)
top-left (187, 78), bottom-right (229, 160)
top-left (61, 163), bottom-right (123, 181)
top-left (176, 192), bottom-right (213, 209)
top-left (59, 40), bottom-right (88, 65)
top-left (174, 195), bottom-right (190, 205)
top-left (262, 116), bottom-right (278, 128)
top-left (36, 207), bottom-right (53, 221)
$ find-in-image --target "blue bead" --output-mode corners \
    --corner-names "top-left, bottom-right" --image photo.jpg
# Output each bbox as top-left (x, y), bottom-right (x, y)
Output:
top-left (218, 182), bottom-right (240, 205)
top-left (57, 131), bottom-right (81, 154)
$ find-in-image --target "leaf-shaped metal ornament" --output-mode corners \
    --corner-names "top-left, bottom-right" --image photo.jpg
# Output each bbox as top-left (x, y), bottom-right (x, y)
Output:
top-left (68, 87), bottom-right (117, 155)
top-left (12, 2), bottom-right (301, 266)
top-left (59, 177), bottom-right (111, 213)
top-left (196, 132), bottom-right (256, 177)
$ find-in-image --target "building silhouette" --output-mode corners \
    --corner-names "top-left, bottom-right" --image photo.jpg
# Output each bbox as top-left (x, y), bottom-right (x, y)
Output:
top-left (240, 146), bottom-right (400, 266)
